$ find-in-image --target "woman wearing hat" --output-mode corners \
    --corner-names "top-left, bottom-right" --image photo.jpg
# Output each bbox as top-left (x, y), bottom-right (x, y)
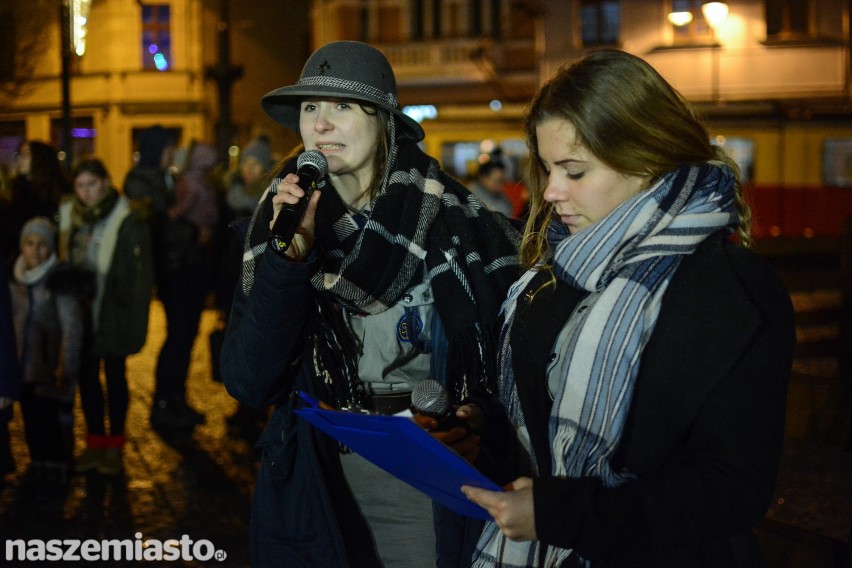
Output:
top-left (221, 41), bottom-right (521, 567)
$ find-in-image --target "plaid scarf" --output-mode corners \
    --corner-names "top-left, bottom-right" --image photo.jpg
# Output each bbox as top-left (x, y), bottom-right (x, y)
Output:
top-left (240, 139), bottom-right (520, 408)
top-left (473, 163), bottom-right (737, 568)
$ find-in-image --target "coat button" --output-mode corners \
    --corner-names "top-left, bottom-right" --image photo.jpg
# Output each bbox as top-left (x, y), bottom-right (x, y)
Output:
top-left (403, 293), bottom-right (414, 303)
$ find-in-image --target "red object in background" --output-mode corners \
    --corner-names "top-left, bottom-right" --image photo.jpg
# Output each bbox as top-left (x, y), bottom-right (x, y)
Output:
top-left (747, 185), bottom-right (852, 239)
top-left (503, 180), bottom-right (529, 219)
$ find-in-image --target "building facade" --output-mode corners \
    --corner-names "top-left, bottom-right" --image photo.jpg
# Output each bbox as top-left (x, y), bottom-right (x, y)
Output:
top-left (310, 0), bottom-right (851, 237)
top-left (0, 0), bottom-right (308, 184)
top-left (1, 0), bottom-right (850, 237)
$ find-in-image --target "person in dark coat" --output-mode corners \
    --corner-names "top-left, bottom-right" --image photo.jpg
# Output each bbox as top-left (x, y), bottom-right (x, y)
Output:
top-left (59, 158), bottom-right (154, 476)
top-left (4, 140), bottom-right (71, 271)
top-left (221, 41), bottom-right (521, 567)
top-left (149, 141), bottom-right (220, 431)
top-left (9, 217), bottom-right (86, 483)
top-left (460, 49), bottom-right (796, 568)
top-left (0, 262), bottom-right (20, 479)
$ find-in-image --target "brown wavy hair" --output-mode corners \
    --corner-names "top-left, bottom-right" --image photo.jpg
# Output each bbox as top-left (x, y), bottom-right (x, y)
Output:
top-left (521, 49), bottom-right (750, 272)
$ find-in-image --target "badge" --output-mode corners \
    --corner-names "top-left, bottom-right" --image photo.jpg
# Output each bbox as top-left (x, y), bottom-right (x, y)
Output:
top-left (397, 307), bottom-right (423, 344)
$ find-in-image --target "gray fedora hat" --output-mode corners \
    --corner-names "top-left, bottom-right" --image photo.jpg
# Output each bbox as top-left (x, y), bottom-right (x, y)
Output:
top-left (262, 41), bottom-right (425, 142)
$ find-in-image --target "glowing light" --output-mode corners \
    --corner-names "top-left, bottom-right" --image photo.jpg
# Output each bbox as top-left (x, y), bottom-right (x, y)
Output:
top-left (149, 44), bottom-right (159, 54)
top-left (701, 2), bottom-right (729, 30)
top-left (70, 0), bottom-right (92, 56)
top-left (489, 100), bottom-right (503, 111)
top-left (70, 128), bottom-right (97, 138)
top-left (154, 53), bottom-right (169, 71)
top-left (667, 11), bottom-right (693, 26)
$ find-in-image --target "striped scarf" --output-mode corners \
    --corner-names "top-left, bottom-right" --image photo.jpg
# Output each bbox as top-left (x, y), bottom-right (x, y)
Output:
top-left (240, 139), bottom-right (521, 407)
top-left (473, 162), bottom-right (737, 568)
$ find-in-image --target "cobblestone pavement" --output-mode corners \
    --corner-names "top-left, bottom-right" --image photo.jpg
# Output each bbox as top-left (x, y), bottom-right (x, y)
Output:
top-left (2, 245), bottom-right (851, 567)
top-left (2, 301), bottom-right (258, 567)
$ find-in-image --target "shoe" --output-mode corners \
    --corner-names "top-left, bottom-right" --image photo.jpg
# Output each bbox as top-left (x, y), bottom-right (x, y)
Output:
top-left (150, 399), bottom-right (203, 431)
top-left (74, 448), bottom-right (105, 472)
top-left (97, 448), bottom-right (123, 475)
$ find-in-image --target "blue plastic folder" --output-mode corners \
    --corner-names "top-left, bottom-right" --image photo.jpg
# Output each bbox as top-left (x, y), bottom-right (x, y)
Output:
top-left (294, 397), bottom-right (501, 520)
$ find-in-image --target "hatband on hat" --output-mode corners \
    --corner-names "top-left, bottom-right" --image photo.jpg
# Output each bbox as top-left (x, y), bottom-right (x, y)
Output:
top-left (261, 41), bottom-right (424, 142)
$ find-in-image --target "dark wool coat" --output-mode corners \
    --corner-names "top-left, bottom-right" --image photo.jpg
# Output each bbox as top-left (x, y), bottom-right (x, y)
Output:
top-left (58, 197), bottom-right (154, 357)
top-left (0, 272), bottom-right (20, 422)
top-left (507, 233), bottom-right (796, 567)
top-left (222, 249), bottom-right (485, 568)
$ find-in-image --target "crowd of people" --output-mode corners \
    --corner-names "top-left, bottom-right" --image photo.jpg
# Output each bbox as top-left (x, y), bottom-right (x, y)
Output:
top-left (0, 41), bottom-right (796, 568)
top-left (0, 130), bottom-right (275, 483)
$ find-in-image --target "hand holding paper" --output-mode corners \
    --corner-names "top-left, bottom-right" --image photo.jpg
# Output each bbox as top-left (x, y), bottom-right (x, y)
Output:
top-left (462, 477), bottom-right (537, 541)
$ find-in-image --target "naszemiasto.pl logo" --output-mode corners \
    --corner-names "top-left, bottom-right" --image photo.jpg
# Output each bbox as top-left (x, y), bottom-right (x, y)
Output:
top-left (6, 533), bottom-right (227, 562)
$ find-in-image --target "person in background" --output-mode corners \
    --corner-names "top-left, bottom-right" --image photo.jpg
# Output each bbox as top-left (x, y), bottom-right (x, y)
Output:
top-left (6, 141), bottom-right (71, 270)
top-left (149, 141), bottom-right (220, 432)
top-left (218, 136), bottom-right (276, 438)
top-left (59, 158), bottom-right (154, 476)
top-left (0, 163), bottom-right (19, 272)
top-left (123, 125), bottom-right (177, 224)
top-left (468, 160), bottom-right (513, 218)
top-left (460, 49), bottom-right (797, 567)
top-left (221, 41), bottom-right (520, 567)
top-left (226, 136), bottom-right (275, 218)
top-left (9, 217), bottom-right (87, 485)
top-left (0, 260), bottom-right (21, 482)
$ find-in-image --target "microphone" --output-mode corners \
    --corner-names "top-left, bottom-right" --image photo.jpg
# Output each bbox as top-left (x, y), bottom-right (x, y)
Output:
top-left (268, 150), bottom-right (328, 254)
top-left (411, 379), bottom-right (470, 432)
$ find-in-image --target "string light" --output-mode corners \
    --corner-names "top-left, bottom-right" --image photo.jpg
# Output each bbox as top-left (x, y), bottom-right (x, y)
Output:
top-left (70, 0), bottom-right (92, 56)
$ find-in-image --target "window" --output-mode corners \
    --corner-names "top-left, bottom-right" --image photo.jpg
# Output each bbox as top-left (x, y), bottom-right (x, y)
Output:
top-left (141, 4), bottom-right (171, 71)
top-left (581, 0), bottom-right (620, 46)
top-left (823, 139), bottom-right (852, 187)
top-left (765, 0), bottom-right (845, 43)
top-left (0, 120), bottom-right (26, 171)
top-left (714, 136), bottom-right (755, 185)
top-left (50, 116), bottom-right (95, 163)
top-left (765, 0), bottom-right (810, 41)
top-left (466, 0), bottom-right (504, 38)
top-left (669, 0), bottom-right (713, 44)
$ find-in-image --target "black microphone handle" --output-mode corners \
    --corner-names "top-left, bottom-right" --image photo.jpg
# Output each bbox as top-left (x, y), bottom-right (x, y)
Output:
top-left (268, 166), bottom-right (320, 254)
top-left (268, 196), bottom-right (310, 254)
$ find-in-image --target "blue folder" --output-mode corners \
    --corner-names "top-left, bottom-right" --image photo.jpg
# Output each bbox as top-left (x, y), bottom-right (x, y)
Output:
top-left (294, 401), bottom-right (502, 520)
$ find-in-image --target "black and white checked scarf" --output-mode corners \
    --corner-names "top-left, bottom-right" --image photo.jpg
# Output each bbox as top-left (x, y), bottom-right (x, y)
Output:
top-left (240, 139), bottom-right (521, 408)
top-left (473, 163), bottom-right (737, 568)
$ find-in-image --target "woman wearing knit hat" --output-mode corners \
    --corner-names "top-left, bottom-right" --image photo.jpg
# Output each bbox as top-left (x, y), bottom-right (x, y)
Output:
top-left (8, 216), bottom-right (87, 484)
top-left (221, 41), bottom-right (521, 567)
top-left (58, 159), bottom-right (154, 476)
top-left (225, 136), bottom-right (275, 217)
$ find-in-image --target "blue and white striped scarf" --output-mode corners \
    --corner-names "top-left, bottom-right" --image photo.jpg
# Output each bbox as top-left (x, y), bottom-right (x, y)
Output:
top-left (473, 162), bottom-right (737, 568)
